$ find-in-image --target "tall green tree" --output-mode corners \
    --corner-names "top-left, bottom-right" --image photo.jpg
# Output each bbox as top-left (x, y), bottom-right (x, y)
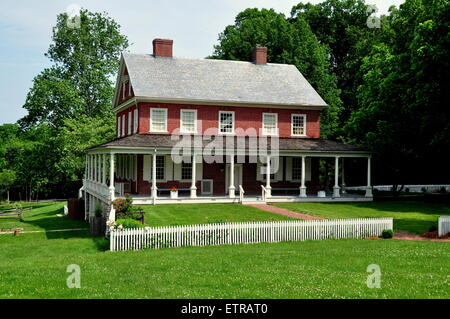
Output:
top-left (346, 0), bottom-right (450, 185)
top-left (20, 9), bottom-right (129, 129)
top-left (291, 0), bottom-right (380, 125)
top-left (211, 8), bottom-right (342, 138)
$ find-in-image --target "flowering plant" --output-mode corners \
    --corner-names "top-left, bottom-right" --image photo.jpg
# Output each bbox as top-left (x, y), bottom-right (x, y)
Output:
top-left (170, 187), bottom-right (178, 192)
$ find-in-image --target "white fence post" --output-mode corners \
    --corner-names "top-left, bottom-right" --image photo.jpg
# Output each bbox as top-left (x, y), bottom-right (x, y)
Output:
top-left (438, 216), bottom-right (450, 237)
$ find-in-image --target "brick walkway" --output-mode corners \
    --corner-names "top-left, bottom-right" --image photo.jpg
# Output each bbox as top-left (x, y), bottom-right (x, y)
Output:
top-left (246, 204), bottom-right (325, 220)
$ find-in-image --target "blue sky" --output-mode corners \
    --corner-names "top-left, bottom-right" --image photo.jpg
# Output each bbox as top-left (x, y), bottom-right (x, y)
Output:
top-left (0, 0), bottom-right (404, 125)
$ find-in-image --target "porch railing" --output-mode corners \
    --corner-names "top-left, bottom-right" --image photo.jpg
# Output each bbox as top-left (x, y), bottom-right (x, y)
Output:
top-left (83, 179), bottom-right (111, 201)
top-left (261, 185), bottom-right (268, 202)
top-left (239, 185), bottom-right (245, 204)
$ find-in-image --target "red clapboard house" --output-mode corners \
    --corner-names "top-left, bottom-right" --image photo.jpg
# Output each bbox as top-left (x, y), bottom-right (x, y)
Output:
top-left (81, 38), bottom-right (372, 214)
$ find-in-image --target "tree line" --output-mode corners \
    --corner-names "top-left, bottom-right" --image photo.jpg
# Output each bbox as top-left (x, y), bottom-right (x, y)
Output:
top-left (0, 0), bottom-right (448, 200)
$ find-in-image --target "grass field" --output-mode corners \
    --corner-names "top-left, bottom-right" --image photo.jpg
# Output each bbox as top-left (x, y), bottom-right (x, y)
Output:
top-left (272, 201), bottom-right (450, 234)
top-left (140, 204), bottom-right (293, 227)
top-left (0, 201), bottom-right (449, 299)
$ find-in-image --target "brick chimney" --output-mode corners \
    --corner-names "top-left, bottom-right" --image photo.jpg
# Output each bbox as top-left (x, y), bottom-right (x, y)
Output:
top-left (252, 46), bottom-right (267, 65)
top-left (152, 38), bottom-right (173, 58)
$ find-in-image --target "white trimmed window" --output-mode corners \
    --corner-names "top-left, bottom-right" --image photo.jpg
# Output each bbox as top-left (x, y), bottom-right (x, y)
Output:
top-left (219, 111), bottom-right (235, 134)
top-left (291, 114), bottom-right (306, 136)
top-left (128, 111), bottom-right (132, 135)
top-left (133, 109), bottom-right (138, 133)
top-left (181, 161), bottom-right (192, 180)
top-left (180, 109), bottom-right (197, 133)
top-left (262, 113), bottom-right (278, 136)
top-left (155, 156), bottom-right (165, 180)
top-left (117, 117), bottom-right (121, 137)
top-left (121, 115), bottom-right (126, 137)
top-left (150, 108), bottom-right (168, 132)
top-left (292, 157), bottom-right (302, 180)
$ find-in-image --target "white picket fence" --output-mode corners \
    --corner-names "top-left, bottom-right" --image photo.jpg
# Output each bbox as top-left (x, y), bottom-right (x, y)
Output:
top-left (109, 218), bottom-right (393, 251)
top-left (438, 216), bottom-right (450, 237)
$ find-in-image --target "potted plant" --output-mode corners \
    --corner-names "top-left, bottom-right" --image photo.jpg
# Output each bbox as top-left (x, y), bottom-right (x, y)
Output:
top-left (170, 187), bottom-right (178, 199)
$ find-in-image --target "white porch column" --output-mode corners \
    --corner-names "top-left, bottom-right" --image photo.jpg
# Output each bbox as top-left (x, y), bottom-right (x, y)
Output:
top-left (190, 154), bottom-right (197, 198)
top-left (229, 155), bottom-right (235, 198)
top-left (151, 152), bottom-right (157, 199)
top-left (93, 154), bottom-right (98, 182)
top-left (341, 158), bottom-right (346, 194)
top-left (299, 156), bottom-right (307, 197)
top-left (109, 153), bottom-right (115, 201)
top-left (333, 156), bottom-right (341, 198)
top-left (89, 155), bottom-right (93, 181)
top-left (265, 155), bottom-right (271, 198)
top-left (102, 154), bottom-right (106, 185)
top-left (365, 156), bottom-right (373, 197)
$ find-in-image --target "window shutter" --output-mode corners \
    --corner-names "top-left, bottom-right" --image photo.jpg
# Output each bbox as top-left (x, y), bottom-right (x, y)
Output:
top-left (143, 155), bottom-right (151, 181)
top-left (196, 155), bottom-right (203, 181)
top-left (256, 161), bottom-right (263, 181)
top-left (165, 156), bottom-right (173, 181)
top-left (286, 157), bottom-right (293, 181)
top-left (274, 158), bottom-right (283, 181)
top-left (174, 162), bottom-right (182, 180)
top-left (306, 157), bottom-right (312, 181)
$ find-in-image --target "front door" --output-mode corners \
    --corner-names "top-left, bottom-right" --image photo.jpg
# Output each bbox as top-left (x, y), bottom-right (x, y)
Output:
top-left (225, 164), bottom-right (243, 194)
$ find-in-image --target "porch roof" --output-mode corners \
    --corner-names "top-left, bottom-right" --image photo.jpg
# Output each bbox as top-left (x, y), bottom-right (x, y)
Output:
top-left (88, 134), bottom-right (369, 154)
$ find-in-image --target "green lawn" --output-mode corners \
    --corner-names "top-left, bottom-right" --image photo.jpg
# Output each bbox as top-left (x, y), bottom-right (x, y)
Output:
top-left (0, 230), bottom-right (448, 299)
top-left (140, 204), bottom-right (293, 227)
top-left (272, 201), bottom-right (450, 234)
top-left (0, 201), bottom-right (87, 231)
top-left (0, 201), bottom-right (449, 299)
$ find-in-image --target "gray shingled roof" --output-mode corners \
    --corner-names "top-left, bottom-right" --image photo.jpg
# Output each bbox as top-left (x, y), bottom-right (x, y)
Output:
top-left (89, 134), bottom-right (367, 153)
top-left (122, 53), bottom-right (328, 107)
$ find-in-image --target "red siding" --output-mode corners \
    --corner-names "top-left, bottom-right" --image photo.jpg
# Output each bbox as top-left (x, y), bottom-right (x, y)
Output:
top-left (135, 102), bottom-right (321, 138)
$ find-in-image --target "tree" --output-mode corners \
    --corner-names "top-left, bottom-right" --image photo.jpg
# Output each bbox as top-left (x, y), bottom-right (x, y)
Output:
top-left (291, 0), bottom-right (381, 126)
top-left (346, 0), bottom-right (450, 186)
top-left (0, 169), bottom-right (16, 203)
top-left (211, 8), bottom-right (342, 138)
top-left (20, 9), bottom-right (129, 129)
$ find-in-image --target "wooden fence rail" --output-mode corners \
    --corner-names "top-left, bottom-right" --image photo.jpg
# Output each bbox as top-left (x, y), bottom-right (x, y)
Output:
top-left (438, 216), bottom-right (450, 237)
top-left (110, 218), bottom-right (393, 251)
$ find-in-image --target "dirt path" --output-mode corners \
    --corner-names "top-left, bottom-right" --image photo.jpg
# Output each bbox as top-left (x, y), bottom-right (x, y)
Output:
top-left (394, 232), bottom-right (450, 242)
top-left (246, 204), bottom-right (325, 220)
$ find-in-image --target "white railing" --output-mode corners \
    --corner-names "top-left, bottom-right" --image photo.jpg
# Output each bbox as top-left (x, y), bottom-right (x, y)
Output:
top-left (261, 185), bottom-right (267, 202)
top-left (84, 179), bottom-right (111, 200)
top-left (239, 185), bottom-right (245, 204)
top-left (110, 218), bottom-right (393, 251)
top-left (346, 184), bottom-right (450, 193)
top-left (114, 182), bottom-right (125, 197)
top-left (438, 216), bottom-right (450, 237)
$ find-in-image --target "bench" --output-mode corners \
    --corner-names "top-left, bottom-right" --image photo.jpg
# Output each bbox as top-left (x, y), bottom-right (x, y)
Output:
top-left (0, 207), bottom-right (32, 221)
top-left (271, 188), bottom-right (300, 195)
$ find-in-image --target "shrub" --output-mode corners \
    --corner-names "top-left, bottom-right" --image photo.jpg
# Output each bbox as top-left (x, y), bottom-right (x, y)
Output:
top-left (428, 225), bottom-right (438, 232)
top-left (439, 187), bottom-right (447, 194)
top-left (112, 194), bottom-right (133, 216)
top-left (381, 229), bottom-right (394, 239)
top-left (116, 218), bottom-right (144, 229)
top-left (94, 203), bottom-right (103, 217)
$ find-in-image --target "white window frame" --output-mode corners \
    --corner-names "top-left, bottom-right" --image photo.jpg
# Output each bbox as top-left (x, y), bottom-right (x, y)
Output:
top-left (218, 111), bottom-right (235, 135)
top-left (180, 109), bottom-right (197, 134)
top-left (150, 108), bottom-right (168, 133)
top-left (133, 108), bottom-right (138, 134)
top-left (121, 115), bottom-right (126, 137)
top-left (291, 114), bottom-right (307, 137)
top-left (117, 117), bottom-right (121, 137)
top-left (128, 111), bottom-right (132, 136)
top-left (262, 113), bottom-right (278, 136)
